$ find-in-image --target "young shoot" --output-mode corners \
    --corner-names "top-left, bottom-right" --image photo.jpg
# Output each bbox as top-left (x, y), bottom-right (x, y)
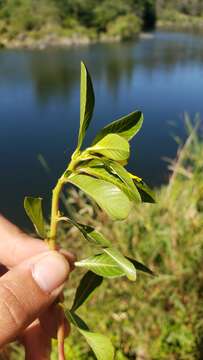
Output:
top-left (24, 62), bottom-right (155, 360)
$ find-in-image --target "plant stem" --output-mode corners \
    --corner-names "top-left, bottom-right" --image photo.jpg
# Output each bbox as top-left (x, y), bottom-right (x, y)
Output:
top-left (47, 177), bottom-right (66, 360)
top-left (48, 158), bottom-right (78, 360)
top-left (49, 178), bottom-right (64, 249)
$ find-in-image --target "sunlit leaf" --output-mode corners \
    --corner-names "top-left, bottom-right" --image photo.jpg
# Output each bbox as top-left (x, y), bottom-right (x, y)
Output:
top-left (76, 248), bottom-right (137, 281)
top-left (24, 197), bottom-right (46, 238)
top-left (103, 247), bottom-right (136, 281)
top-left (75, 253), bottom-right (125, 278)
top-left (87, 134), bottom-right (130, 161)
top-left (104, 160), bottom-right (141, 202)
top-left (64, 309), bottom-right (114, 360)
top-left (69, 174), bottom-right (132, 220)
top-left (78, 159), bottom-right (141, 203)
top-left (71, 271), bottom-right (103, 312)
top-left (92, 110), bottom-right (143, 144)
top-left (77, 62), bottom-right (95, 150)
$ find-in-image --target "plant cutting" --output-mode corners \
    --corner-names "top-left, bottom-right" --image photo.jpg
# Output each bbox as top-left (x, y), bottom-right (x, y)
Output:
top-left (24, 62), bottom-right (155, 360)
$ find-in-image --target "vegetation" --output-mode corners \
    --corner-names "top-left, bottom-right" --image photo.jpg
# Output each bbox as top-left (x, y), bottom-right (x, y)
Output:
top-left (0, 0), bottom-right (156, 47)
top-left (1, 0), bottom-right (203, 47)
top-left (157, 0), bottom-right (203, 30)
top-left (53, 118), bottom-right (203, 359)
top-left (7, 118), bottom-right (203, 359)
top-left (22, 62), bottom-right (154, 360)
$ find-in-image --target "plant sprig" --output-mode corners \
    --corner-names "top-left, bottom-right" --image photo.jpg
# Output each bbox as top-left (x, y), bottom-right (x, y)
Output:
top-left (24, 62), bottom-right (155, 360)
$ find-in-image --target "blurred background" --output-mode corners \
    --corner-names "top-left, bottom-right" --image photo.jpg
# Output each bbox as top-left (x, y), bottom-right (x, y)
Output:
top-left (0, 1), bottom-right (203, 359)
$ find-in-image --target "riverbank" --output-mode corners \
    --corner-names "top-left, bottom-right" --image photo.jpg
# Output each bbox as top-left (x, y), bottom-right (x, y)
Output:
top-left (0, 30), bottom-right (140, 50)
top-left (157, 10), bottom-right (203, 32)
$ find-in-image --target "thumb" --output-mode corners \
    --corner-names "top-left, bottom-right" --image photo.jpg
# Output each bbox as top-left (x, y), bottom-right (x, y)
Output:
top-left (0, 251), bottom-right (69, 347)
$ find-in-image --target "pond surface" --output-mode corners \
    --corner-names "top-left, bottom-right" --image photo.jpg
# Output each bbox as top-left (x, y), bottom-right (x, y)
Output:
top-left (0, 31), bottom-right (203, 228)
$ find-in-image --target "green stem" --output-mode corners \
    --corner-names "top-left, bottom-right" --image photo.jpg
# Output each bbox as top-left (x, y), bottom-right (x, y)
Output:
top-left (49, 178), bottom-right (64, 249)
top-left (48, 156), bottom-right (78, 249)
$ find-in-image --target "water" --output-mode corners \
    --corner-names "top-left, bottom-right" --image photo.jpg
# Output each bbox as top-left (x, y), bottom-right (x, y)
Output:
top-left (0, 31), bottom-right (203, 229)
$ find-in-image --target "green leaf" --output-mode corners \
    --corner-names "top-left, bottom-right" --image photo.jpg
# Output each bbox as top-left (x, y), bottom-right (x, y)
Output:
top-left (65, 309), bottom-right (89, 330)
top-left (69, 174), bottom-right (132, 220)
top-left (24, 197), bottom-right (46, 238)
top-left (76, 247), bottom-right (137, 281)
top-left (64, 310), bottom-right (114, 360)
top-left (71, 271), bottom-right (103, 312)
top-left (78, 160), bottom-right (141, 203)
top-left (103, 247), bottom-right (136, 281)
top-left (75, 253), bottom-right (154, 281)
top-left (58, 217), bottom-right (152, 278)
top-left (92, 110), bottom-right (143, 144)
top-left (105, 160), bottom-right (141, 203)
top-left (130, 173), bottom-right (156, 203)
top-left (58, 216), bottom-right (111, 247)
top-left (127, 257), bottom-right (154, 276)
top-left (77, 62), bottom-right (95, 150)
top-left (75, 253), bottom-right (125, 278)
top-left (87, 134), bottom-right (130, 161)
top-left (79, 329), bottom-right (114, 360)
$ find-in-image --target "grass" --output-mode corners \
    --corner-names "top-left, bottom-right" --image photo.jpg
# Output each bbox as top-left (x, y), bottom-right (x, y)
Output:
top-left (4, 120), bottom-right (203, 359)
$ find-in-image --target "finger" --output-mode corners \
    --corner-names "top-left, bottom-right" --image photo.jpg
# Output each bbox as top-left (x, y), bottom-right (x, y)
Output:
top-left (39, 303), bottom-right (70, 339)
top-left (59, 249), bottom-right (76, 271)
top-left (0, 251), bottom-right (69, 347)
top-left (21, 320), bottom-right (51, 360)
top-left (0, 215), bottom-right (48, 268)
top-left (0, 264), bottom-right (7, 276)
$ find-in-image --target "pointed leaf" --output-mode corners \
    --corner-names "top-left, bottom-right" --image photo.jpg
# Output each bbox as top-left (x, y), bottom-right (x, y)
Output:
top-left (103, 247), bottom-right (136, 281)
top-left (24, 197), bottom-right (46, 238)
top-left (87, 134), bottom-right (129, 161)
top-left (77, 62), bottom-right (95, 150)
top-left (76, 248), bottom-right (137, 281)
top-left (58, 217), bottom-right (111, 247)
top-left (92, 110), bottom-right (143, 144)
top-left (69, 174), bottom-right (132, 220)
top-left (64, 310), bottom-right (114, 360)
top-left (58, 217), bottom-right (152, 278)
top-left (104, 160), bottom-right (141, 203)
top-left (130, 173), bottom-right (156, 203)
top-left (71, 271), bottom-right (103, 312)
top-left (65, 309), bottom-right (89, 330)
top-left (78, 160), bottom-right (141, 203)
top-left (75, 253), bottom-right (125, 278)
top-left (127, 257), bottom-right (154, 276)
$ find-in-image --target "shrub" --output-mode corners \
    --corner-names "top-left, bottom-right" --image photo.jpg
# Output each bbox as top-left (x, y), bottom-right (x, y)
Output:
top-left (107, 14), bottom-right (142, 40)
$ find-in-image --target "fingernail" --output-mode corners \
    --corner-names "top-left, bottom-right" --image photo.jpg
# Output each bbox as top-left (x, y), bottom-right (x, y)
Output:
top-left (32, 251), bottom-right (69, 293)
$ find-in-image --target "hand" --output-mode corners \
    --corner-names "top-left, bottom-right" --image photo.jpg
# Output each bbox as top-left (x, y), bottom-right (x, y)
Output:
top-left (0, 215), bottom-right (74, 359)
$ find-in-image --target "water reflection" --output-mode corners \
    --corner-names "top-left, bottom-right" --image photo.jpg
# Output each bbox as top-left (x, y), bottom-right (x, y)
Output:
top-left (22, 31), bottom-right (203, 103)
top-left (29, 51), bottom-right (79, 102)
top-left (0, 31), bottom-right (203, 227)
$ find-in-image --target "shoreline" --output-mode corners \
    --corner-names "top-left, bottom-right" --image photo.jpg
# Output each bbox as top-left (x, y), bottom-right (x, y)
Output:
top-left (0, 31), bottom-right (153, 50)
top-left (0, 23), bottom-right (202, 50)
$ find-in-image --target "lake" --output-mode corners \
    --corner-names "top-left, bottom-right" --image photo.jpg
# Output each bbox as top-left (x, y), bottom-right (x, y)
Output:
top-left (0, 31), bottom-right (203, 229)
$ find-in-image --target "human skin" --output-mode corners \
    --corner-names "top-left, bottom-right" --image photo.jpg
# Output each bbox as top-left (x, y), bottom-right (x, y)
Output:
top-left (0, 215), bottom-right (75, 359)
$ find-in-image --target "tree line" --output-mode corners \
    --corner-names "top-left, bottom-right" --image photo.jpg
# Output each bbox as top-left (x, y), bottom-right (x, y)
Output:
top-left (0, 0), bottom-right (156, 39)
top-left (0, 0), bottom-right (202, 41)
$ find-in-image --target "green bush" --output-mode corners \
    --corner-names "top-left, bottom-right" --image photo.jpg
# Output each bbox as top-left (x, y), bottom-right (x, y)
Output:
top-left (93, 0), bottom-right (131, 31)
top-left (107, 14), bottom-right (142, 40)
top-left (62, 16), bottom-right (80, 29)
